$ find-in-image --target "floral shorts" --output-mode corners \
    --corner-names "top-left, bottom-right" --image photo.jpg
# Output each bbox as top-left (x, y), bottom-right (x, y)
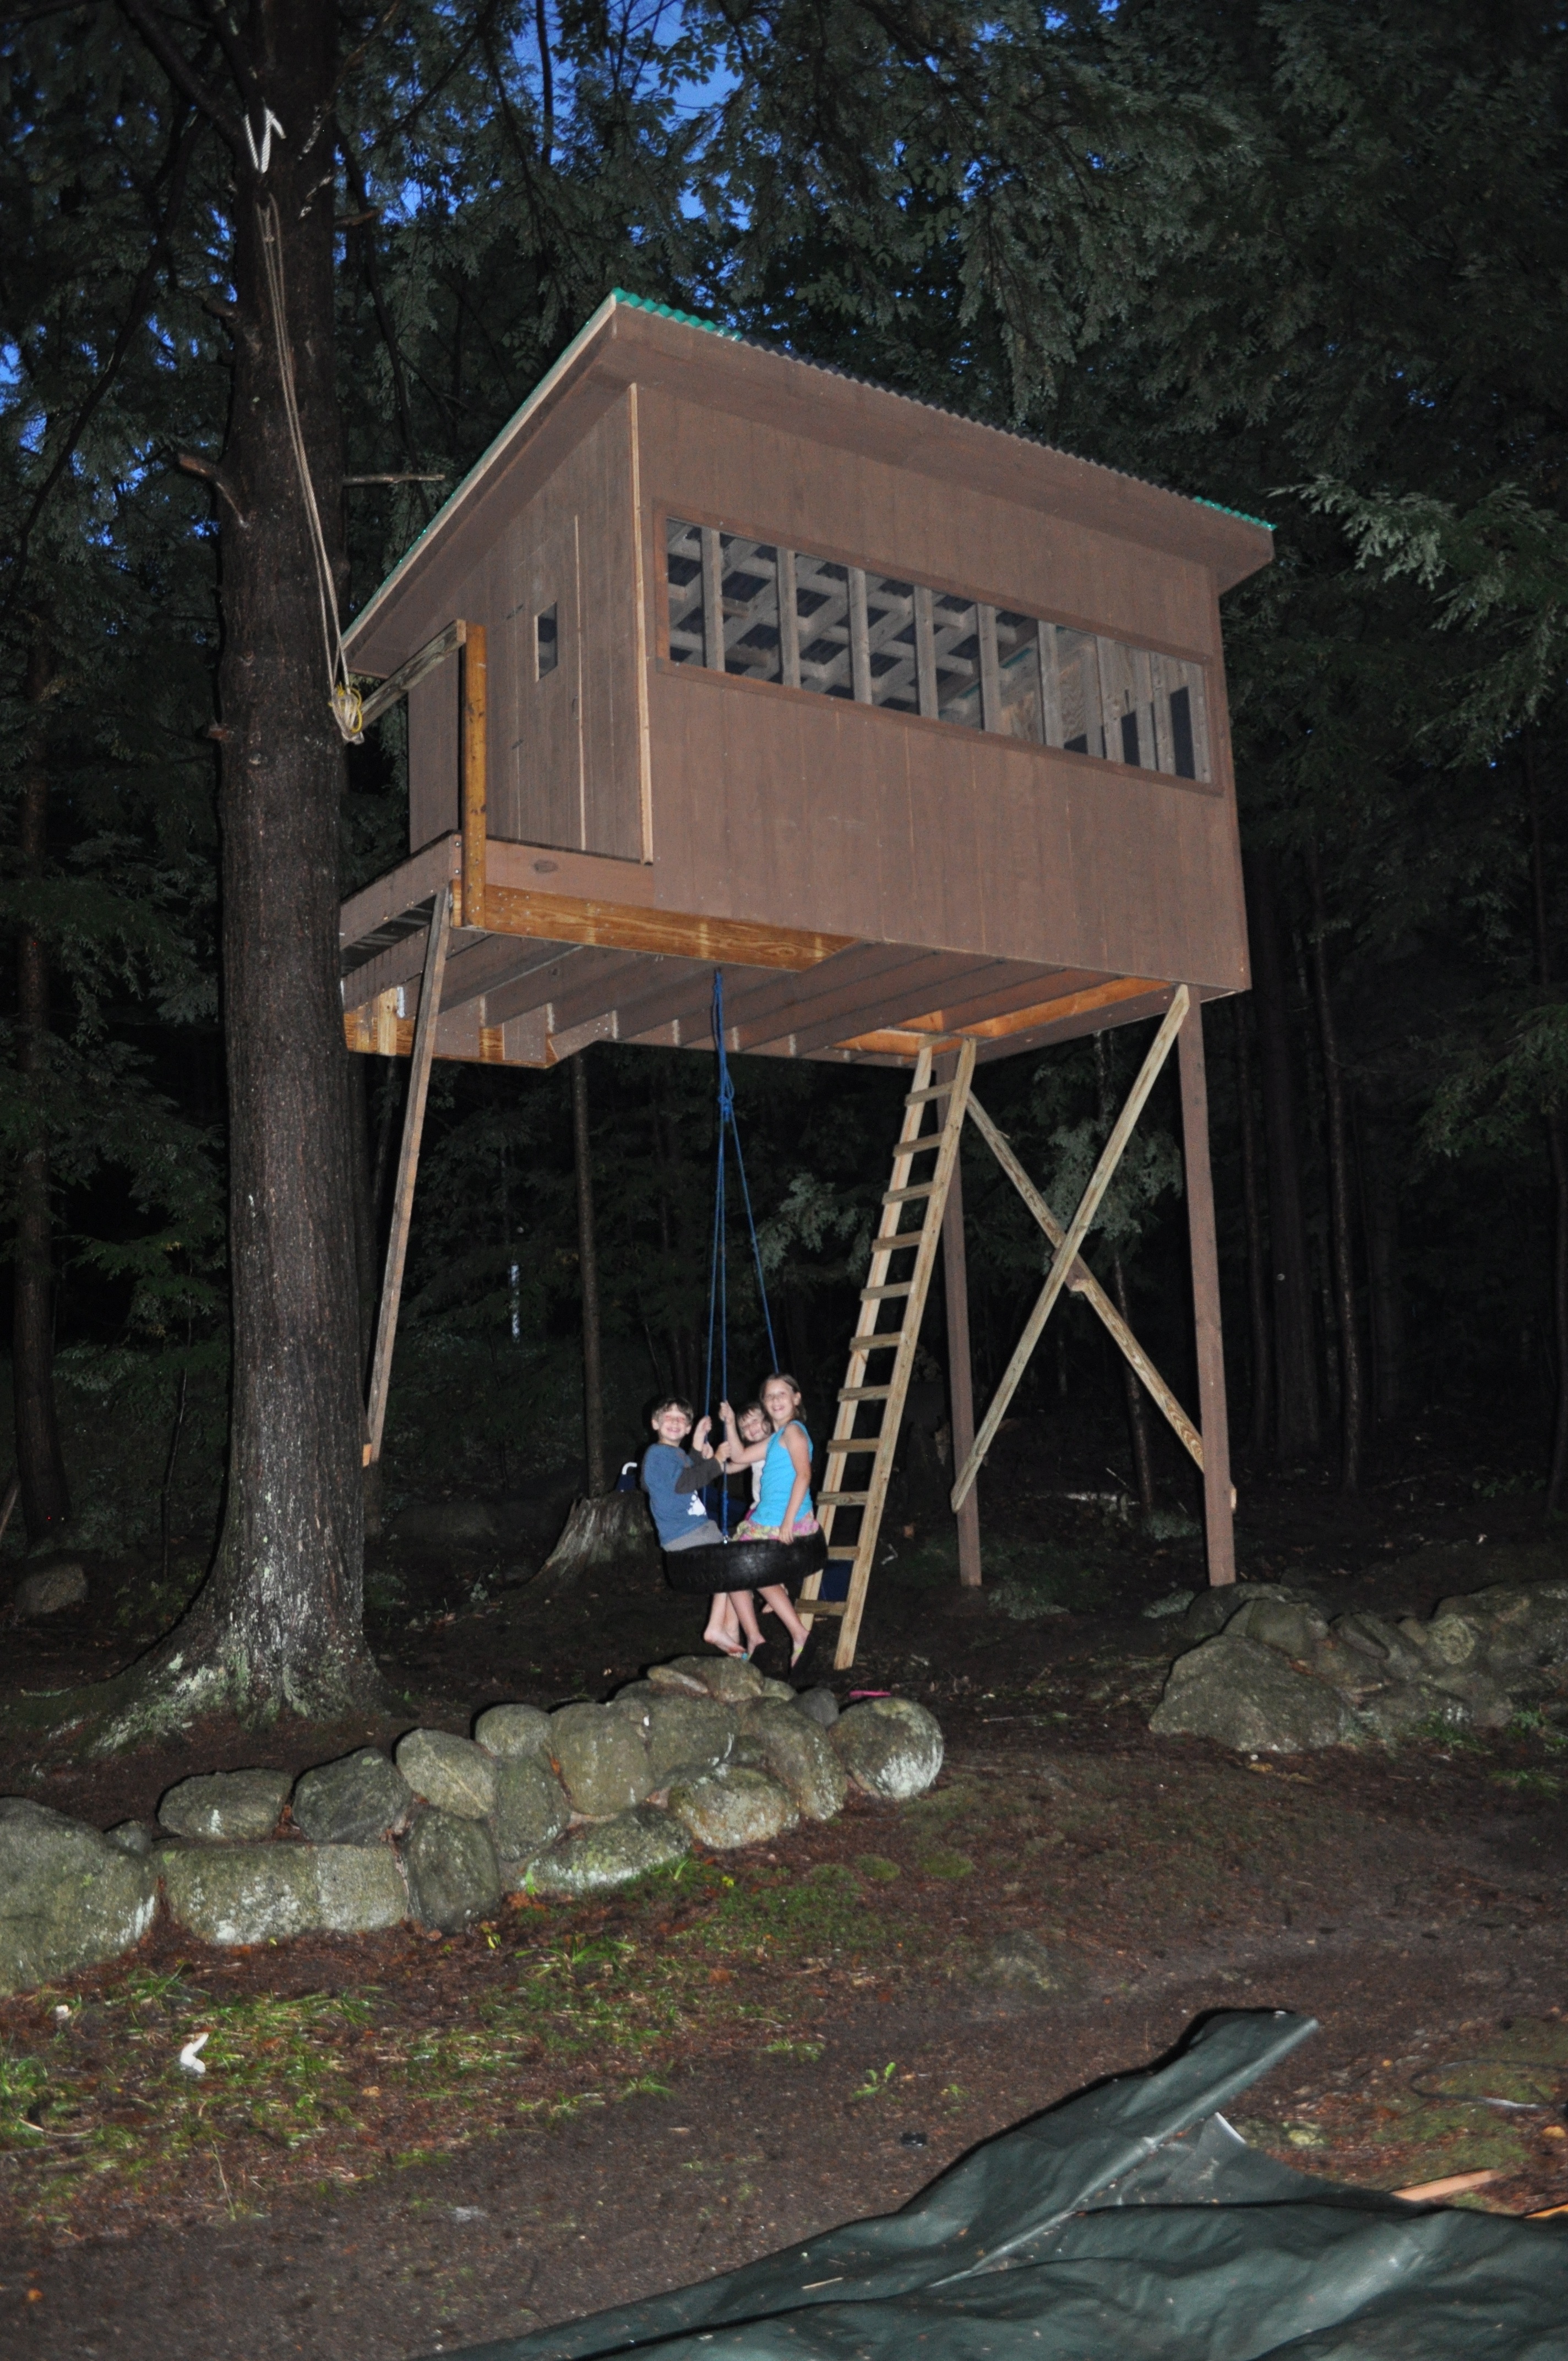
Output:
top-left (734, 1514), bottom-right (820, 1541)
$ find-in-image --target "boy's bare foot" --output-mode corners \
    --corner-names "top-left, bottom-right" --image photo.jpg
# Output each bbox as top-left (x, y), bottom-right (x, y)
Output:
top-left (702, 1626), bottom-right (745, 1656)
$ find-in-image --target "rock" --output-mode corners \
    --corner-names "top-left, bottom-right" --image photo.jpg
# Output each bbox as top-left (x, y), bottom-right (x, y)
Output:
top-left (756, 1675), bottom-right (797, 1704)
top-left (1150, 1633), bottom-right (1357, 1752)
top-left (1225, 1597), bottom-right (1331, 1660)
top-left (548, 1704), bottom-right (652, 1816)
top-left (488, 1755), bottom-right (571, 1876)
top-left (395, 1729), bottom-right (497, 1820)
top-left (312, 1845), bottom-right (408, 1933)
top-left (162, 1843), bottom-right (320, 1945)
top-left (104, 1821), bottom-right (155, 1857)
top-left (647, 1654), bottom-right (766, 1704)
top-left (1142, 1589), bottom-right (1196, 1620)
top-left (644, 1660), bottom-right (714, 1698)
top-left (1176, 1580), bottom-right (1322, 1645)
top-left (13, 1561), bottom-right (88, 1618)
top-left (793, 1686), bottom-right (839, 1728)
top-left (830, 1698), bottom-right (945, 1799)
top-left (1354, 1684), bottom-right (1473, 1742)
top-left (401, 1810), bottom-right (501, 1932)
top-left (666, 1769), bottom-right (799, 1849)
top-left (1331, 1612), bottom-right (1432, 1687)
top-left (645, 1694), bottom-right (734, 1786)
top-left (974, 1930), bottom-right (1089, 2001)
top-left (735, 1702), bottom-right (846, 1820)
top-left (526, 1806), bottom-right (690, 1896)
top-left (291, 1749), bottom-right (413, 1846)
top-left (473, 1703), bottom-right (556, 1762)
top-left (0, 1802), bottom-right (157, 1997)
top-left (158, 1767), bottom-right (291, 1843)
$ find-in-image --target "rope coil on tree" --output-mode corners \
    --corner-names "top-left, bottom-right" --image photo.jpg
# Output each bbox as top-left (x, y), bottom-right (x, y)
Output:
top-left (255, 194), bottom-right (364, 745)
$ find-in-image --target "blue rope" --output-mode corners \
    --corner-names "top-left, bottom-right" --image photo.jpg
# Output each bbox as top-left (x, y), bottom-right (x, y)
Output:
top-left (704, 971), bottom-right (780, 1533)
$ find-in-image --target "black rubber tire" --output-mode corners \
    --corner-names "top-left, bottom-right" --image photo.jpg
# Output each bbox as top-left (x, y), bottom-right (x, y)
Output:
top-left (662, 1528), bottom-right (829, 1596)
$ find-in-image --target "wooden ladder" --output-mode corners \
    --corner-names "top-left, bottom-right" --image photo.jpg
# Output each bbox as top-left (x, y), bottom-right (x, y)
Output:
top-left (798, 1038), bottom-right (976, 1669)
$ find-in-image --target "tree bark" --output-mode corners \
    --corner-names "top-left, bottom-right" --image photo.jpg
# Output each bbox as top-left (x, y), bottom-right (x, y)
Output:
top-left (1243, 848), bottom-right (1321, 1462)
top-left (572, 1050), bottom-right (608, 1494)
top-left (1524, 731), bottom-right (1568, 1512)
top-left (1308, 846), bottom-right (1365, 1491)
top-left (80, 6), bottom-right (381, 1742)
top-left (1094, 1033), bottom-right (1156, 1513)
top-left (13, 629), bottom-right (70, 1539)
top-left (1232, 998), bottom-right (1273, 1459)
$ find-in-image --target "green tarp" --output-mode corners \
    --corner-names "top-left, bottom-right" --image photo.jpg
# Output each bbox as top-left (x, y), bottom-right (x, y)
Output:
top-left (449, 2011), bottom-right (1568, 2360)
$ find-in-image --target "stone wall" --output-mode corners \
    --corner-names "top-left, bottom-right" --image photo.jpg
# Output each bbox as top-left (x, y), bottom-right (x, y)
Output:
top-left (0, 1659), bottom-right (945, 1998)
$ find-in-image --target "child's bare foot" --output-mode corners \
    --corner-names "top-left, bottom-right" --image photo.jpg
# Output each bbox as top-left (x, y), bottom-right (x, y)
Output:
top-left (702, 1625), bottom-right (745, 1656)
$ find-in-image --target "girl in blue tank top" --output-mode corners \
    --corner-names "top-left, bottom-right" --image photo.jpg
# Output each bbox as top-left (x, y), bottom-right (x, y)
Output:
top-left (722, 1372), bottom-right (816, 1666)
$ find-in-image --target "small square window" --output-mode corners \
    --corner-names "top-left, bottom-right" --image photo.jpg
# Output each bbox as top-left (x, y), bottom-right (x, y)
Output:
top-left (536, 604), bottom-right (558, 678)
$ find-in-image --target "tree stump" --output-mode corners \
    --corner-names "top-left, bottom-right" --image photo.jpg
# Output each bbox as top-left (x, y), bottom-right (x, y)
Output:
top-left (535, 1492), bottom-right (658, 1591)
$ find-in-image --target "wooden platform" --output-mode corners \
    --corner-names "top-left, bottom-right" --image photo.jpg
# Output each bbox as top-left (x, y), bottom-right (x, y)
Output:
top-left (341, 831), bottom-right (1183, 1072)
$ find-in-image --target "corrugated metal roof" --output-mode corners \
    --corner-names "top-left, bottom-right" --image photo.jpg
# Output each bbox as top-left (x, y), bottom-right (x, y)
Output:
top-left (609, 289), bottom-right (1275, 535)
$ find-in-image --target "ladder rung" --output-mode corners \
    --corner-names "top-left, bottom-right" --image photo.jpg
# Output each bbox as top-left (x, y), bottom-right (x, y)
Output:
top-left (798, 1599), bottom-right (848, 1617)
top-left (861, 1281), bottom-right (913, 1299)
top-left (839, 1384), bottom-right (894, 1401)
top-left (866, 1232), bottom-right (922, 1258)
top-left (847, 1331), bottom-right (906, 1353)
top-left (883, 1182), bottom-right (938, 1204)
top-left (818, 1489), bottom-right (870, 1504)
top-left (905, 1081), bottom-right (955, 1102)
top-left (825, 1439), bottom-right (879, 1457)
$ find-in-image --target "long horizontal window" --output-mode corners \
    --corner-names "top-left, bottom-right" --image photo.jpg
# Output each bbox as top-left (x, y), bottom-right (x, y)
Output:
top-left (665, 520), bottom-right (1211, 782)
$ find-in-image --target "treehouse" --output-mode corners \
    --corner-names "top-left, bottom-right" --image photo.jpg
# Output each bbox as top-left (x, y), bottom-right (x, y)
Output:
top-left (339, 290), bottom-right (1273, 1666)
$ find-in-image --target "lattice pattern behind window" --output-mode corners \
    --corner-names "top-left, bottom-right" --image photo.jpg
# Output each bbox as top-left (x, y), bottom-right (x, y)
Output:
top-left (665, 519), bottom-right (1211, 782)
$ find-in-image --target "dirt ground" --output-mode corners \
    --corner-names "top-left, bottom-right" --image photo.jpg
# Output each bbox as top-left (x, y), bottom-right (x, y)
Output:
top-left (3, 1406), bottom-right (1568, 2357)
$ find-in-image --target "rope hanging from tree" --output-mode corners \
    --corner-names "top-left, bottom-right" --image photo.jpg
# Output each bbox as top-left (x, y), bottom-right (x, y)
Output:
top-left (255, 194), bottom-right (364, 745)
top-left (703, 969), bottom-right (778, 1534)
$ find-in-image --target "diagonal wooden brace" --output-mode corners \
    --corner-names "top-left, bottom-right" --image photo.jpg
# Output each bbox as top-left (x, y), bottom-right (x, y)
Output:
top-left (964, 1094), bottom-right (1204, 1471)
top-left (363, 882), bottom-right (453, 1464)
top-left (950, 984), bottom-right (1190, 1513)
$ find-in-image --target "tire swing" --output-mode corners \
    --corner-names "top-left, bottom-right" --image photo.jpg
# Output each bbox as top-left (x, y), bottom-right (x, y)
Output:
top-left (662, 974), bottom-right (827, 1600)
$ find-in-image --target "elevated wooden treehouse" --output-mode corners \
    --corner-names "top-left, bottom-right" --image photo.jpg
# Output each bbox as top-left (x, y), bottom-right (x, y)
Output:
top-left (340, 290), bottom-right (1273, 1668)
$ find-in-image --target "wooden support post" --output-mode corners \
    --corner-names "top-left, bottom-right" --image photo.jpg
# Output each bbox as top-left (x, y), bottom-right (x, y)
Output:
top-left (356, 617), bottom-right (466, 733)
top-left (848, 568), bottom-right (872, 703)
top-left (951, 986), bottom-right (1189, 1514)
top-left (914, 585), bottom-right (938, 717)
top-left (363, 883), bottom-right (453, 1463)
top-left (940, 1083), bottom-right (982, 1588)
top-left (460, 624), bottom-right (487, 932)
top-left (778, 547), bottom-right (801, 688)
top-left (1178, 993), bottom-right (1236, 1586)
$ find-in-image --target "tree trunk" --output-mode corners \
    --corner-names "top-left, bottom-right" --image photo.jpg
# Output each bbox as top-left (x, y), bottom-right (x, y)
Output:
top-left (1308, 847), bottom-right (1365, 1492)
top-left (1243, 848), bottom-right (1321, 1462)
top-left (1525, 731), bottom-right (1568, 1511)
top-left (13, 629), bottom-right (70, 1539)
top-left (572, 1051), bottom-right (608, 1493)
top-left (76, 8), bottom-right (380, 1744)
top-left (1359, 1101), bottom-right (1406, 1424)
top-left (1094, 1034), bottom-right (1155, 1512)
top-left (1232, 997), bottom-right (1273, 1459)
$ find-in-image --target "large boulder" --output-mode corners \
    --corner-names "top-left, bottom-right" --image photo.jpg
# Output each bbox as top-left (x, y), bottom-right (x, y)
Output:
top-left (473, 1703), bottom-right (556, 1763)
top-left (737, 1702), bottom-right (847, 1820)
top-left (312, 1845), bottom-right (409, 1933)
top-left (830, 1698), bottom-right (945, 1800)
top-left (526, 1806), bottom-right (690, 1896)
top-left (488, 1756), bottom-right (571, 1878)
top-left (13, 1561), bottom-right (88, 1618)
top-left (395, 1728), bottom-right (497, 1820)
top-left (647, 1655), bottom-right (766, 1705)
top-left (291, 1749), bottom-right (413, 1846)
top-left (645, 1694), bottom-right (734, 1787)
top-left (1151, 1633), bottom-right (1357, 1752)
top-left (0, 1801), bottom-right (157, 1996)
top-left (793, 1687), bottom-right (839, 1728)
top-left (401, 1810), bottom-right (500, 1932)
top-left (667, 1768), bottom-right (799, 1850)
top-left (162, 1842), bottom-right (320, 1944)
top-left (548, 1704), bottom-right (652, 1816)
top-left (158, 1768), bottom-right (292, 1843)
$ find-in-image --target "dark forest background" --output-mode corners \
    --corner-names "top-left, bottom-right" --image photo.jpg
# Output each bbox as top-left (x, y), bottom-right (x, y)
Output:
top-left (2, 0), bottom-right (1566, 1596)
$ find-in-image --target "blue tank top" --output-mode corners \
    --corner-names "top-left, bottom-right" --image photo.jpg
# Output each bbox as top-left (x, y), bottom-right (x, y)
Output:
top-left (755, 1421), bottom-right (813, 1528)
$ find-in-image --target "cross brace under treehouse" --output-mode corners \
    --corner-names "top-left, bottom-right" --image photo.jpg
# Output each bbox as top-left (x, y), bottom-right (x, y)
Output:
top-left (336, 292), bottom-right (1272, 1668)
